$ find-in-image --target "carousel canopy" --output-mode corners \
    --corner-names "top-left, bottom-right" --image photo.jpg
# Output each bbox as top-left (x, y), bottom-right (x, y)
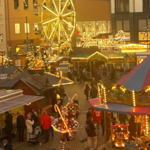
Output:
top-left (116, 55), bottom-right (150, 91)
top-left (89, 98), bottom-right (150, 115)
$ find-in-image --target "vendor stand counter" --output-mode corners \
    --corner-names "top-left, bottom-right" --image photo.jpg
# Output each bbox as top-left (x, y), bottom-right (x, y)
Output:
top-left (0, 89), bottom-right (44, 138)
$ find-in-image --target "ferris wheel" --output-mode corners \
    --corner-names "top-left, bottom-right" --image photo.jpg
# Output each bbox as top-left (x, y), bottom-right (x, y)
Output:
top-left (41, 0), bottom-right (76, 47)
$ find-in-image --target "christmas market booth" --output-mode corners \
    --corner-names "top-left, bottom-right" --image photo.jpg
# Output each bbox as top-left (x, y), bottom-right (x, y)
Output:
top-left (89, 55), bottom-right (150, 149)
top-left (0, 89), bottom-right (44, 138)
top-left (71, 47), bottom-right (128, 77)
top-left (0, 69), bottom-right (73, 116)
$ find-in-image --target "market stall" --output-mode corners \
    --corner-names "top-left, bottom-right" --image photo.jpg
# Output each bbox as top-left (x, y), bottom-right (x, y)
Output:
top-left (89, 55), bottom-right (150, 149)
top-left (0, 89), bottom-right (44, 138)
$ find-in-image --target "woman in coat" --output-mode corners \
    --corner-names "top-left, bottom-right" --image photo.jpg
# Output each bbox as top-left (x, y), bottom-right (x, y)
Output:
top-left (25, 115), bottom-right (34, 142)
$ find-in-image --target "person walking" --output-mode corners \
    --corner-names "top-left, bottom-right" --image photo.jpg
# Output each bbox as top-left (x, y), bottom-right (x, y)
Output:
top-left (48, 113), bottom-right (55, 138)
top-left (26, 115), bottom-right (34, 142)
top-left (90, 83), bottom-right (98, 99)
top-left (2, 139), bottom-right (13, 150)
top-left (86, 108), bottom-right (93, 120)
top-left (85, 116), bottom-right (97, 150)
top-left (73, 68), bottom-right (78, 83)
top-left (16, 111), bottom-right (26, 142)
top-left (40, 110), bottom-right (52, 143)
top-left (5, 112), bottom-right (13, 143)
top-left (84, 82), bottom-right (90, 100)
top-left (31, 108), bottom-right (38, 130)
top-left (79, 68), bottom-right (84, 86)
top-left (92, 109), bottom-right (103, 137)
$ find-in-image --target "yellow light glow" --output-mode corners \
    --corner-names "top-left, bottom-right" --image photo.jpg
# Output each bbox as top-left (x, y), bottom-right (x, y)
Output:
top-left (43, 5), bottom-right (57, 16)
top-left (61, 0), bottom-right (69, 14)
top-left (63, 19), bottom-right (74, 28)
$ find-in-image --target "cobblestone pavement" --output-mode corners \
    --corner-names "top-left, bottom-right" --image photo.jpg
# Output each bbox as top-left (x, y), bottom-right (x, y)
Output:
top-left (12, 83), bottom-right (105, 150)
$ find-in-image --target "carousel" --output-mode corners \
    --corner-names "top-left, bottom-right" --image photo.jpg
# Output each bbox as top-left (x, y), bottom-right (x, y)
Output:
top-left (89, 55), bottom-right (150, 149)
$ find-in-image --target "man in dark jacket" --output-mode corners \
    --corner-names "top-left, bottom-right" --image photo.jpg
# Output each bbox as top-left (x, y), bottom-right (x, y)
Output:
top-left (5, 112), bottom-right (13, 143)
top-left (90, 83), bottom-right (98, 99)
top-left (2, 139), bottom-right (13, 150)
top-left (16, 111), bottom-right (26, 142)
top-left (86, 108), bottom-right (93, 120)
top-left (85, 116), bottom-right (97, 150)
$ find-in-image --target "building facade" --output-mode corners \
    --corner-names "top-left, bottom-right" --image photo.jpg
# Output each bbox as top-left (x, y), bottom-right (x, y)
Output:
top-left (111, 0), bottom-right (150, 45)
top-left (75, 0), bottom-right (111, 47)
top-left (1, 0), bottom-right (112, 58)
top-left (0, 0), bottom-right (7, 54)
top-left (5, 0), bottom-right (40, 58)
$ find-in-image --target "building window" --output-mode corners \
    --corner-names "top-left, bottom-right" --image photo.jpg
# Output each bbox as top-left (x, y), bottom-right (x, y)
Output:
top-left (0, 34), bottom-right (3, 43)
top-left (24, 0), bottom-right (29, 10)
top-left (139, 19), bottom-right (150, 31)
top-left (14, 0), bottom-right (19, 10)
top-left (15, 23), bottom-right (20, 34)
top-left (116, 20), bottom-right (130, 32)
top-left (0, 14), bottom-right (2, 24)
top-left (33, 0), bottom-right (37, 4)
top-left (115, 0), bottom-right (129, 12)
top-left (143, 0), bottom-right (150, 11)
top-left (24, 23), bottom-right (30, 33)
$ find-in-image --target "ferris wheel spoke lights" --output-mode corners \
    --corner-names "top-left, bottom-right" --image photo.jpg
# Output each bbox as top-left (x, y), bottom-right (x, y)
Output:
top-left (41, 0), bottom-right (76, 45)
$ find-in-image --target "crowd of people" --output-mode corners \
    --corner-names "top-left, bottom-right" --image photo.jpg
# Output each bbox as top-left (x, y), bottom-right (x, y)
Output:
top-left (0, 108), bottom-right (55, 150)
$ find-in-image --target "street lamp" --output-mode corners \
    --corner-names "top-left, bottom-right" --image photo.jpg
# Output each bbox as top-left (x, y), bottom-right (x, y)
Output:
top-left (0, 51), bottom-right (6, 74)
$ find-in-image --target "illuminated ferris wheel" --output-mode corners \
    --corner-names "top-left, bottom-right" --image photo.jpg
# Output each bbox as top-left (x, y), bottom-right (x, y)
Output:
top-left (41, 0), bottom-right (76, 47)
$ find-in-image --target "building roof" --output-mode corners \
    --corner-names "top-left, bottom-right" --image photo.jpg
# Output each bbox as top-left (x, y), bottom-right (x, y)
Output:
top-left (0, 89), bottom-right (44, 114)
top-left (0, 71), bottom-right (73, 90)
top-left (0, 66), bottom-right (22, 77)
top-left (116, 55), bottom-right (150, 91)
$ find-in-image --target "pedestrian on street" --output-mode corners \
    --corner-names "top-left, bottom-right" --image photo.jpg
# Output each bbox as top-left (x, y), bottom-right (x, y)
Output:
top-left (2, 139), bottom-right (13, 150)
top-left (90, 83), bottom-right (98, 99)
top-left (26, 115), bottom-right (34, 142)
top-left (67, 68), bottom-right (72, 80)
top-left (38, 108), bottom-right (43, 125)
top-left (16, 111), bottom-right (26, 142)
top-left (86, 107), bottom-right (93, 120)
top-left (85, 116), bottom-right (97, 150)
top-left (92, 109), bottom-right (103, 137)
top-left (84, 82), bottom-right (90, 100)
top-left (40, 110), bottom-right (52, 143)
top-left (31, 108), bottom-right (38, 130)
top-left (73, 68), bottom-right (78, 83)
top-left (5, 112), bottom-right (13, 143)
top-left (79, 68), bottom-right (84, 86)
top-left (48, 112), bottom-right (55, 138)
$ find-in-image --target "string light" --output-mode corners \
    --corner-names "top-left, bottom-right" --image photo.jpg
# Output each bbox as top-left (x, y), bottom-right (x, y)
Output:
top-left (81, 30), bottom-right (125, 48)
top-left (132, 90), bottom-right (136, 106)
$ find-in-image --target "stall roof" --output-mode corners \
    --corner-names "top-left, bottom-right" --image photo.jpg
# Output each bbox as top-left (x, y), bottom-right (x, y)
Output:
top-left (0, 71), bottom-right (73, 89)
top-left (89, 98), bottom-right (150, 115)
top-left (116, 55), bottom-right (150, 91)
top-left (71, 51), bottom-right (127, 60)
top-left (0, 89), bottom-right (44, 113)
top-left (0, 66), bottom-right (23, 77)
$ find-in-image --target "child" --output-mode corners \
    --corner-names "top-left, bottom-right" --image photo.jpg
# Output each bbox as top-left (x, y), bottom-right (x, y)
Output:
top-left (84, 82), bottom-right (90, 100)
